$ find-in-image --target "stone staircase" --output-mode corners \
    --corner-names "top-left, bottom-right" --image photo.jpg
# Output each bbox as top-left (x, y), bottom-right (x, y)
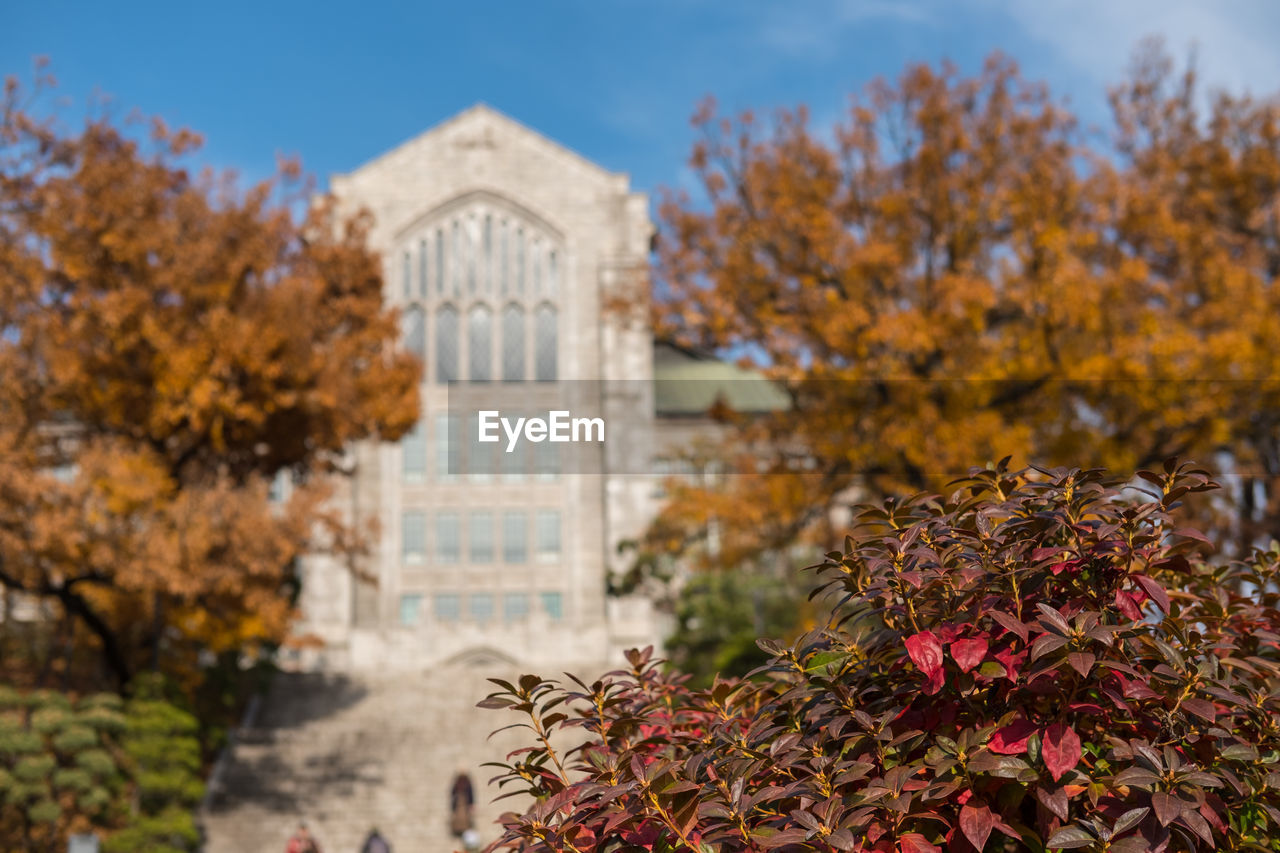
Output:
top-left (199, 664), bottom-right (548, 853)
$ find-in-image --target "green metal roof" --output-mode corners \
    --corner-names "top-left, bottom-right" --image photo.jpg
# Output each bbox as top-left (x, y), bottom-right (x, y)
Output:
top-left (653, 342), bottom-right (790, 416)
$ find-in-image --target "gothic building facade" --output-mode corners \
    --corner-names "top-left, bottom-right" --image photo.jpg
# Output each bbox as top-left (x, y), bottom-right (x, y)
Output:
top-left (291, 105), bottom-right (667, 672)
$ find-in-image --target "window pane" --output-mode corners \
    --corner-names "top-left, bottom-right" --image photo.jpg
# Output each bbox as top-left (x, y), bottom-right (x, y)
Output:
top-left (531, 238), bottom-right (541, 294)
top-left (402, 510), bottom-right (426, 565)
top-left (399, 594), bottom-right (423, 627)
top-left (435, 413), bottom-right (460, 481)
top-left (402, 250), bottom-right (411, 299)
top-left (502, 305), bottom-right (525, 382)
top-left (534, 305), bottom-right (557, 381)
top-left (536, 510), bottom-right (560, 563)
top-left (534, 438), bottom-right (559, 481)
top-left (435, 593), bottom-right (460, 623)
top-left (468, 412), bottom-right (494, 482)
top-left (540, 592), bottom-right (563, 622)
top-left (467, 215), bottom-right (477, 294)
top-left (419, 238), bottom-right (428, 297)
top-left (402, 420), bottom-right (426, 481)
top-left (502, 511), bottom-right (527, 563)
top-left (515, 228), bottom-right (525, 293)
top-left (435, 229), bottom-right (444, 295)
top-left (451, 220), bottom-right (462, 295)
top-left (436, 511), bottom-right (460, 563)
top-left (483, 214), bottom-right (493, 293)
top-left (501, 423), bottom-right (526, 481)
top-left (469, 593), bottom-right (494, 624)
top-left (402, 304), bottom-right (425, 362)
top-left (435, 305), bottom-right (459, 383)
top-left (469, 511), bottom-right (494, 563)
top-left (499, 219), bottom-right (508, 295)
top-left (504, 593), bottom-right (529, 623)
top-left (468, 305), bottom-right (492, 382)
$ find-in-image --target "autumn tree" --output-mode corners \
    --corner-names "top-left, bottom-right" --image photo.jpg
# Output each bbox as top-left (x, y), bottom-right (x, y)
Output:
top-left (646, 45), bottom-right (1280, 585)
top-left (0, 66), bottom-right (420, 692)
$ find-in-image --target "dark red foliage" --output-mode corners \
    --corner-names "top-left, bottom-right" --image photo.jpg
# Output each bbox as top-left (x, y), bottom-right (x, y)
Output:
top-left (481, 461), bottom-right (1280, 852)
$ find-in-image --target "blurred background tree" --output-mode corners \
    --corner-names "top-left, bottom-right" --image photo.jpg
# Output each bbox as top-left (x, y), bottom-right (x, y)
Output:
top-left (0, 64), bottom-right (421, 697)
top-left (645, 42), bottom-right (1280, 674)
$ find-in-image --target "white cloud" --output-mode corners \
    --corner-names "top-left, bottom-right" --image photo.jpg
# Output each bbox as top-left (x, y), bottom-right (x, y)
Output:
top-left (994, 0), bottom-right (1280, 97)
top-left (754, 0), bottom-right (936, 60)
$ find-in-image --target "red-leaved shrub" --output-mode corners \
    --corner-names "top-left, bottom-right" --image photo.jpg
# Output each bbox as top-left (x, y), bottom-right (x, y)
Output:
top-left (481, 462), bottom-right (1280, 852)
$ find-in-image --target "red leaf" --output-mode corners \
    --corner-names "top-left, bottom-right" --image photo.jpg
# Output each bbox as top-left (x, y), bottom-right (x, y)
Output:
top-left (1133, 574), bottom-right (1170, 614)
top-left (898, 834), bottom-right (942, 853)
top-left (951, 638), bottom-right (989, 673)
top-left (1115, 589), bottom-right (1144, 621)
top-left (1042, 722), bottom-right (1082, 782)
top-left (959, 800), bottom-right (995, 851)
top-left (988, 610), bottom-right (1030, 642)
top-left (989, 719), bottom-right (1038, 755)
top-left (905, 630), bottom-right (944, 694)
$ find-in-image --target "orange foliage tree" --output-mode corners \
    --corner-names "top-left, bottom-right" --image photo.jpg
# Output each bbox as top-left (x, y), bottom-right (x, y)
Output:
top-left (648, 45), bottom-right (1280, 577)
top-left (0, 67), bottom-right (420, 691)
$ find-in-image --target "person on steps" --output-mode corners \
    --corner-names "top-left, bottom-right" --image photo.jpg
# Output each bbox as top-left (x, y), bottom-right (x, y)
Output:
top-left (360, 827), bottom-right (391, 853)
top-left (285, 821), bottom-right (321, 853)
top-left (448, 770), bottom-right (476, 839)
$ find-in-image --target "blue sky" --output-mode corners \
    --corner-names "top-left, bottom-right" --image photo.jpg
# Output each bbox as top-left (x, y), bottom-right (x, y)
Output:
top-left (4, 1), bottom-right (1279, 200)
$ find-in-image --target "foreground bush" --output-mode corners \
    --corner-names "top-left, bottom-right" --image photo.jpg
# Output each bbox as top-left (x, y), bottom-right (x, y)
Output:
top-left (482, 462), bottom-right (1280, 852)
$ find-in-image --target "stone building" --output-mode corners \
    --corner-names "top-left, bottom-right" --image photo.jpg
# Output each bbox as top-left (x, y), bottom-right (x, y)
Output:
top-left (290, 104), bottom-right (669, 674)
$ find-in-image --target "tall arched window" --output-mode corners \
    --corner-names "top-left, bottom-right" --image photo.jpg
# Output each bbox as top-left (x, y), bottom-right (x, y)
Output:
top-left (466, 214), bottom-right (477, 294)
top-left (436, 305), bottom-right (459, 383)
top-left (402, 304), bottom-right (425, 362)
top-left (534, 304), bottom-right (557, 382)
top-left (531, 239), bottom-right (542, 294)
top-left (435, 229), bottom-right (444, 295)
top-left (498, 219), bottom-right (508, 295)
top-left (468, 305), bottom-right (492, 382)
top-left (547, 249), bottom-right (558, 295)
top-left (483, 214), bottom-right (493, 293)
top-left (515, 227), bottom-right (525, 293)
top-left (451, 220), bottom-right (462, 295)
top-left (418, 238), bottom-right (428, 298)
top-left (502, 304), bottom-right (525, 382)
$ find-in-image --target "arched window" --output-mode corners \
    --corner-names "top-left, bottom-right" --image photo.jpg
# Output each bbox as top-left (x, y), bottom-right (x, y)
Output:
top-left (531, 239), bottom-right (542, 294)
top-left (402, 304), bottom-right (425, 362)
top-left (418, 238), bottom-right (428, 298)
top-left (451, 220), bottom-right (462, 295)
top-left (435, 228), bottom-right (444, 295)
top-left (534, 304), bottom-right (557, 382)
top-left (547, 249), bottom-right (558, 295)
top-left (515, 227), bottom-right (525, 293)
top-left (435, 305), bottom-right (459, 383)
top-left (483, 214), bottom-right (493, 293)
top-left (502, 304), bottom-right (525, 382)
top-left (466, 214), bottom-right (477, 294)
top-left (468, 305), bottom-right (492, 382)
top-left (498, 219), bottom-right (508, 295)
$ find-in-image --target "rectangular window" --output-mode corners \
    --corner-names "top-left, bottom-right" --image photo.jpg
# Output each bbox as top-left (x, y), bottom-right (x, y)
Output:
top-left (534, 438), bottom-right (559, 481)
top-left (402, 421), bottom-right (426, 481)
top-left (535, 510), bottom-right (560, 563)
top-left (402, 510), bottom-right (426, 565)
top-left (540, 592), bottom-right (563, 622)
top-left (436, 413), bottom-right (460, 481)
top-left (469, 593), bottom-right (494, 624)
top-left (502, 511), bottom-right (527, 564)
top-left (468, 412), bottom-right (494, 482)
top-left (504, 593), bottom-right (530, 623)
top-left (435, 511), bottom-right (460, 564)
top-left (501, 428), bottom-right (526, 481)
top-left (435, 593), bottom-right (461, 623)
top-left (399, 594), bottom-right (423, 627)
top-left (469, 512), bottom-right (494, 563)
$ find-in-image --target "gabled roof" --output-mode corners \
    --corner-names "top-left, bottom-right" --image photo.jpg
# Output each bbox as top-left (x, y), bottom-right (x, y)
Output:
top-left (339, 103), bottom-right (625, 185)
